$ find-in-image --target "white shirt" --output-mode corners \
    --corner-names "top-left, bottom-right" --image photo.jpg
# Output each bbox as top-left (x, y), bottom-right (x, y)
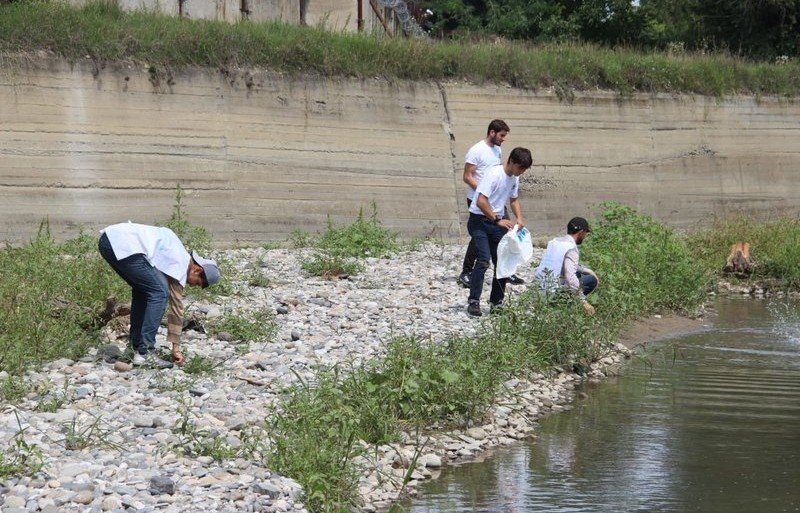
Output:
top-left (102, 222), bottom-right (191, 286)
top-left (468, 164), bottom-right (519, 218)
top-left (464, 140), bottom-right (502, 201)
top-left (535, 234), bottom-right (589, 296)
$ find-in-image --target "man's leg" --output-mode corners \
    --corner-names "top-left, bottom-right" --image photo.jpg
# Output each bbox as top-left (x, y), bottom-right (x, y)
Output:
top-left (461, 238), bottom-right (478, 277)
top-left (467, 215), bottom-right (492, 315)
top-left (577, 272), bottom-right (598, 296)
top-left (488, 224), bottom-right (509, 306)
top-left (459, 199), bottom-right (477, 287)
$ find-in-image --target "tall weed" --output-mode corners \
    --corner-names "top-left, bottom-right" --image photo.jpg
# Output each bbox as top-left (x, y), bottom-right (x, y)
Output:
top-left (300, 204), bottom-right (398, 278)
top-left (581, 202), bottom-right (711, 325)
top-left (0, 224), bottom-right (128, 375)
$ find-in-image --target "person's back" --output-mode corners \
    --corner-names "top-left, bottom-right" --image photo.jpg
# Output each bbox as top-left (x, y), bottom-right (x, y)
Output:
top-left (534, 234), bottom-right (577, 290)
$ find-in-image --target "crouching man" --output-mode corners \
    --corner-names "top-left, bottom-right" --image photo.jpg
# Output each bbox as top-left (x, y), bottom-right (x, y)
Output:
top-left (534, 217), bottom-right (599, 315)
top-left (467, 147), bottom-right (533, 317)
top-left (98, 222), bottom-right (220, 368)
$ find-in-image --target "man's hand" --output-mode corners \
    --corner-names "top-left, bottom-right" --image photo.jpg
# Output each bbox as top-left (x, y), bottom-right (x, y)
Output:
top-left (172, 347), bottom-right (185, 366)
top-left (582, 301), bottom-right (596, 316)
top-left (515, 217), bottom-right (525, 230)
top-left (498, 219), bottom-right (515, 230)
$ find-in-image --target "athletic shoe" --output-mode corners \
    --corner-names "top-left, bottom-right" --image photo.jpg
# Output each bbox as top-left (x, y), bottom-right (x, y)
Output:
top-left (507, 274), bottom-right (525, 285)
top-left (145, 354), bottom-right (174, 369)
top-left (490, 302), bottom-right (504, 315)
top-left (131, 353), bottom-right (147, 366)
top-left (467, 301), bottom-right (482, 317)
top-left (458, 273), bottom-right (471, 288)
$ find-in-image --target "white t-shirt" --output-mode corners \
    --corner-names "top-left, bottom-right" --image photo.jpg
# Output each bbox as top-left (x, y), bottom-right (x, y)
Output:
top-left (102, 222), bottom-right (191, 286)
top-left (464, 140), bottom-right (502, 201)
top-left (468, 164), bottom-right (519, 218)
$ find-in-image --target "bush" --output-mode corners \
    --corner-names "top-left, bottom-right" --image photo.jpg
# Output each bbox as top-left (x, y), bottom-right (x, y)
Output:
top-left (299, 204), bottom-right (398, 278)
top-left (0, 224), bottom-right (128, 375)
top-left (581, 202), bottom-right (712, 326)
top-left (208, 307), bottom-right (277, 343)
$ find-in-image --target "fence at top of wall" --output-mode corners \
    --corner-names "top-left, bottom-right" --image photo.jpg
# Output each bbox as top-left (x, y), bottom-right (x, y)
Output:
top-left (67, 0), bottom-right (426, 36)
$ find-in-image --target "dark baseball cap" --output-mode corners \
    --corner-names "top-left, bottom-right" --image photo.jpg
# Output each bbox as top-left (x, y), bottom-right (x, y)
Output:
top-left (192, 251), bottom-right (221, 288)
top-left (567, 217), bottom-right (591, 234)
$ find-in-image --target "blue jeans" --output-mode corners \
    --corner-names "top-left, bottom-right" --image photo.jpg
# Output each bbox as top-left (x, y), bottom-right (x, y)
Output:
top-left (467, 213), bottom-right (508, 305)
top-left (98, 233), bottom-right (168, 355)
top-left (577, 272), bottom-right (598, 296)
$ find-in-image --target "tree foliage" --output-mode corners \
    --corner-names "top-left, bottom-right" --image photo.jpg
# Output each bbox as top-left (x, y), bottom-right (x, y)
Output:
top-left (419, 0), bottom-right (800, 59)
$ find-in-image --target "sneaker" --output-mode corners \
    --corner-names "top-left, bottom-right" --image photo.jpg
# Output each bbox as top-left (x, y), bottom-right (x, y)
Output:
top-left (145, 354), bottom-right (174, 370)
top-left (131, 353), bottom-right (147, 366)
top-left (507, 274), bottom-right (525, 285)
top-left (458, 273), bottom-right (471, 288)
top-left (467, 301), bottom-right (482, 317)
top-left (490, 302), bottom-right (504, 315)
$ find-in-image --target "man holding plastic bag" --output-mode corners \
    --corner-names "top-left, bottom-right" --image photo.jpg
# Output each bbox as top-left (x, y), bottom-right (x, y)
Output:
top-left (466, 147), bottom-right (533, 317)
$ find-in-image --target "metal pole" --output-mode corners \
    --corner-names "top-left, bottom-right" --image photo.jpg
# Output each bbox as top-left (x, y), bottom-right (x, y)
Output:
top-left (357, 0), bottom-right (364, 32)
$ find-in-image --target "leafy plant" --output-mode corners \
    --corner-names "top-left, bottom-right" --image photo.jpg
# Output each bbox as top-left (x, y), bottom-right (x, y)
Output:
top-left (299, 204), bottom-right (398, 278)
top-left (181, 353), bottom-right (221, 375)
top-left (246, 267), bottom-right (272, 288)
top-left (0, 223), bottom-right (129, 375)
top-left (209, 307), bottom-right (277, 343)
top-left (288, 229), bottom-right (314, 249)
top-left (268, 371), bottom-right (363, 513)
top-left (59, 412), bottom-right (123, 451)
top-left (300, 251), bottom-right (363, 279)
top-left (170, 400), bottom-right (265, 461)
top-left (1, 375), bottom-right (31, 403)
top-left (159, 184), bottom-right (212, 255)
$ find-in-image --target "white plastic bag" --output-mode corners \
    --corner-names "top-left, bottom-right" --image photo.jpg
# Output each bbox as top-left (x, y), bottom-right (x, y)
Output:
top-left (496, 225), bottom-right (534, 279)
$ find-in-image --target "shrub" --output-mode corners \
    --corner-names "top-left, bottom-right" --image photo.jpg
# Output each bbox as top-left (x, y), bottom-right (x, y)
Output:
top-left (299, 204), bottom-right (398, 278)
top-left (208, 307), bottom-right (277, 343)
top-left (581, 202), bottom-right (711, 326)
top-left (0, 224), bottom-right (128, 375)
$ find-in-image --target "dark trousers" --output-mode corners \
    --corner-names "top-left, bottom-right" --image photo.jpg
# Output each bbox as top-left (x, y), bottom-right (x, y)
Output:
top-left (467, 213), bottom-right (508, 305)
top-left (462, 198), bottom-right (511, 275)
top-left (577, 272), bottom-right (598, 296)
top-left (98, 233), bottom-right (169, 355)
top-left (461, 199), bottom-right (478, 275)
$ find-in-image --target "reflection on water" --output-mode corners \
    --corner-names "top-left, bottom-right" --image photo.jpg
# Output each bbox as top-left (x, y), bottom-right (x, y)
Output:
top-left (409, 298), bottom-right (800, 513)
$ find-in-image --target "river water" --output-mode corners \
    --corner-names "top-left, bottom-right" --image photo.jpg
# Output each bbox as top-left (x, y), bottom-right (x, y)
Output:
top-left (408, 298), bottom-right (800, 513)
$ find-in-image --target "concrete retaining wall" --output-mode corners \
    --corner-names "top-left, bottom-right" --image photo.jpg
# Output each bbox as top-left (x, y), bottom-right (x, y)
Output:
top-left (1, 57), bottom-right (798, 245)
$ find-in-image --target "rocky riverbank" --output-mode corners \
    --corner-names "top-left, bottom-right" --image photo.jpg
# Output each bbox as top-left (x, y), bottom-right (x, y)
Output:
top-left (0, 242), bottom-right (631, 512)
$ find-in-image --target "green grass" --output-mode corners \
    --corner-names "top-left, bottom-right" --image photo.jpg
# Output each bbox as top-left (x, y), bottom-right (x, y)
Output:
top-left (299, 205), bottom-right (399, 278)
top-left (0, 223), bottom-right (129, 376)
top-left (581, 202), bottom-right (713, 326)
top-left (686, 215), bottom-right (800, 290)
top-left (2, 0), bottom-right (800, 96)
top-left (208, 307), bottom-right (277, 343)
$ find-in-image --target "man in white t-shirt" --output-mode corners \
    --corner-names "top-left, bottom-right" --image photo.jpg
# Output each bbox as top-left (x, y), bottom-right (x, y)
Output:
top-left (467, 147), bottom-right (533, 317)
top-left (460, 119), bottom-right (526, 288)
